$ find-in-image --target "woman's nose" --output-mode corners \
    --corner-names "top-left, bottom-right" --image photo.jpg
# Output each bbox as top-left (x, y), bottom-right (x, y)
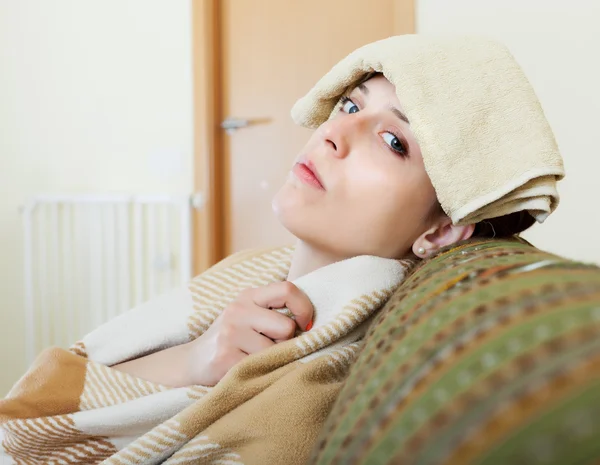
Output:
top-left (318, 115), bottom-right (364, 159)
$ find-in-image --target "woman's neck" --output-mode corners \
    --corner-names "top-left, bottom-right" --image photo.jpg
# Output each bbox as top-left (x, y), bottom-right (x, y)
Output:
top-left (286, 240), bottom-right (344, 281)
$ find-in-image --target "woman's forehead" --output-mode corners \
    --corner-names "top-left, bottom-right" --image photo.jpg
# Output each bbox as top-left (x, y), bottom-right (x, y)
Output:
top-left (356, 74), bottom-right (399, 96)
top-left (351, 75), bottom-right (407, 113)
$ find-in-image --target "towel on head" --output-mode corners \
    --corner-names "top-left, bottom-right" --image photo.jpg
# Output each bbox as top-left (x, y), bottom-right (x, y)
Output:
top-left (291, 35), bottom-right (565, 226)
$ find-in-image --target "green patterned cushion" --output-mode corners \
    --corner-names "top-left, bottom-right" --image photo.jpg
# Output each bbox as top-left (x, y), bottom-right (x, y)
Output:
top-left (311, 238), bottom-right (600, 465)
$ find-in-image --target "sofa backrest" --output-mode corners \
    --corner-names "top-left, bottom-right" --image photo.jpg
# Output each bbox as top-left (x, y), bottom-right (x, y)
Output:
top-left (310, 238), bottom-right (600, 464)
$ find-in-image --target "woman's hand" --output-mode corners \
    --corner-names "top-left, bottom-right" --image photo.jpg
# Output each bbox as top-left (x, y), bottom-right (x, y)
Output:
top-left (183, 281), bottom-right (314, 386)
top-left (113, 281), bottom-right (313, 388)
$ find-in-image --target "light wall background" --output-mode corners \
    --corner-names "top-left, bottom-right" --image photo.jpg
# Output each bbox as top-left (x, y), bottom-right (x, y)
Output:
top-left (0, 0), bottom-right (194, 394)
top-left (417, 0), bottom-right (600, 263)
top-left (1, 0), bottom-right (598, 395)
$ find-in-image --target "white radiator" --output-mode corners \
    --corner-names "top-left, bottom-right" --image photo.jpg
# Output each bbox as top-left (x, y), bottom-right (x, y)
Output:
top-left (22, 194), bottom-right (193, 363)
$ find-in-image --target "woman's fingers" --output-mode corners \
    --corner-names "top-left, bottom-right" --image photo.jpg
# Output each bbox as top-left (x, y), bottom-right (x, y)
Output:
top-left (225, 301), bottom-right (298, 341)
top-left (241, 281), bottom-right (314, 331)
top-left (236, 327), bottom-right (276, 355)
top-left (181, 281), bottom-right (313, 386)
top-left (251, 306), bottom-right (298, 341)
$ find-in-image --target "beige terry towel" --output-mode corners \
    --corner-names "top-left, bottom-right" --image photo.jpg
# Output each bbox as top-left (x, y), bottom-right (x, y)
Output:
top-left (291, 35), bottom-right (565, 225)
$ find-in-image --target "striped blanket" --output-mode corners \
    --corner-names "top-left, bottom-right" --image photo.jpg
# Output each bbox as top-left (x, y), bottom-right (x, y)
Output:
top-left (0, 246), bottom-right (412, 464)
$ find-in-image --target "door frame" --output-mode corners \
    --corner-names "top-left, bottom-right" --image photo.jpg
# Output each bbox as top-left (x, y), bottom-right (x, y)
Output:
top-left (190, 0), bottom-right (415, 275)
top-left (191, 0), bottom-right (225, 275)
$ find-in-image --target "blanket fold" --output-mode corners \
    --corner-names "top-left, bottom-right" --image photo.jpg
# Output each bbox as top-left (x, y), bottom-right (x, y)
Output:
top-left (1, 247), bottom-right (411, 465)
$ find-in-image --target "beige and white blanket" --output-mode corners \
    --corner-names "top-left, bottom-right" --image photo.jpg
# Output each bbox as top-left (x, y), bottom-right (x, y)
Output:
top-left (0, 246), bottom-right (411, 464)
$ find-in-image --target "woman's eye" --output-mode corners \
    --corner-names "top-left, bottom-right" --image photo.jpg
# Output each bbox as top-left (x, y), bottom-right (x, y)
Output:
top-left (341, 98), bottom-right (359, 114)
top-left (382, 132), bottom-right (407, 155)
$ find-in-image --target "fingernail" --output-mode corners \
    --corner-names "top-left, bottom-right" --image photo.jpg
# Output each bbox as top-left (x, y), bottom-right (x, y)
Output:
top-left (306, 320), bottom-right (313, 331)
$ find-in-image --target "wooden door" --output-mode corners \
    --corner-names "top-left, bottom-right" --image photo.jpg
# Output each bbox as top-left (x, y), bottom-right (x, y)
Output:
top-left (192, 0), bottom-right (414, 271)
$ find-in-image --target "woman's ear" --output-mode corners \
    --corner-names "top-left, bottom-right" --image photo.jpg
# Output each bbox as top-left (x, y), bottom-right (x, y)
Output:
top-left (412, 219), bottom-right (475, 259)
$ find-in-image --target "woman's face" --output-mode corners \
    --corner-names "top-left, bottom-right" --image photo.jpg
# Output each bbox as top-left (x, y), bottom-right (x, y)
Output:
top-left (272, 75), bottom-right (439, 259)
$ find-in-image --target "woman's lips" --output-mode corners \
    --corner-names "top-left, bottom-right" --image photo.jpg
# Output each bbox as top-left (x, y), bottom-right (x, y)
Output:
top-left (292, 163), bottom-right (325, 190)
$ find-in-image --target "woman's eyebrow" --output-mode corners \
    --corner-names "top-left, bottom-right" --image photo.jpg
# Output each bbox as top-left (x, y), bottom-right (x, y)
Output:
top-left (357, 83), bottom-right (370, 95)
top-left (390, 107), bottom-right (410, 124)
top-left (357, 83), bottom-right (410, 124)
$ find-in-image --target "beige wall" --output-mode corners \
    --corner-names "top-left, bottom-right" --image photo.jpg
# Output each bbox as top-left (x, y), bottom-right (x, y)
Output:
top-left (417, 0), bottom-right (600, 263)
top-left (0, 0), bottom-right (194, 394)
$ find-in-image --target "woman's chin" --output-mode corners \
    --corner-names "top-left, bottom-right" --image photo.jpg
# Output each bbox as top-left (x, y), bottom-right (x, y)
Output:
top-left (272, 182), bottom-right (303, 218)
top-left (272, 182), bottom-right (337, 246)
top-left (272, 198), bottom-right (298, 232)
top-left (272, 197), bottom-right (310, 240)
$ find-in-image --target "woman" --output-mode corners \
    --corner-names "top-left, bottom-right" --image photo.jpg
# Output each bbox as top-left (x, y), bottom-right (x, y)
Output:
top-left (0, 35), bottom-right (563, 464)
top-left (111, 73), bottom-right (480, 388)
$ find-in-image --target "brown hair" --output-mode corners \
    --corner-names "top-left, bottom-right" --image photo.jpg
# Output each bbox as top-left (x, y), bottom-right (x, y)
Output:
top-left (472, 210), bottom-right (536, 238)
top-left (428, 201), bottom-right (535, 238)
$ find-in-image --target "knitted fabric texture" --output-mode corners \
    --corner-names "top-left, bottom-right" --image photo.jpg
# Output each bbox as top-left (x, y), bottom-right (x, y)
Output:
top-left (311, 238), bottom-right (600, 464)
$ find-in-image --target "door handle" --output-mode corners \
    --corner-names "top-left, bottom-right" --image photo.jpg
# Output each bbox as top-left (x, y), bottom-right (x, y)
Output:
top-left (220, 117), bottom-right (271, 134)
